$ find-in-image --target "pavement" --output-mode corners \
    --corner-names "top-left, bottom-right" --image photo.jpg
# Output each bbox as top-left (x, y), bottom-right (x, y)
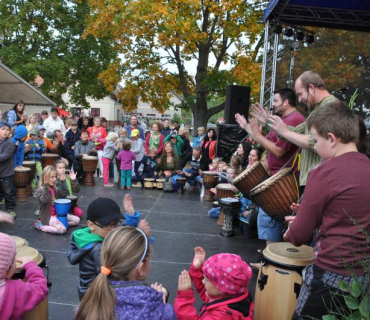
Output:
top-left (0, 180), bottom-right (264, 319)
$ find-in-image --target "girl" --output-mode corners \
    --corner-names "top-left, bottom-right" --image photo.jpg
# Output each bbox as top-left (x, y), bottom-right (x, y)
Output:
top-left (208, 157), bottom-right (220, 172)
top-left (175, 247), bottom-right (254, 319)
top-left (0, 233), bottom-right (48, 319)
top-left (236, 142), bottom-right (252, 169)
top-left (26, 114), bottom-right (38, 136)
top-left (34, 165), bottom-right (79, 234)
top-left (65, 118), bottom-right (73, 133)
top-left (117, 140), bottom-right (136, 190)
top-left (192, 127), bottom-right (206, 148)
top-left (75, 227), bottom-right (177, 320)
top-left (87, 117), bottom-right (107, 178)
top-left (55, 160), bottom-right (83, 218)
top-left (7, 100), bottom-right (26, 129)
top-left (144, 122), bottom-right (164, 156)
top-left (230, 155), bottom-right (243, 175)
top-left (115, 128), bottom-right (128, 188)
top-left (102, 132), bottom-right (119, 187)
top-left (201, 128), bottom-right (217, 160)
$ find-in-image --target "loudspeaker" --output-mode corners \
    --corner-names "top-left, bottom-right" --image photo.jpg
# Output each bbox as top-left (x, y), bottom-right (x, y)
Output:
top-left (216, 123), bottom-right (248, 163)
top-left (224, 85), bottom-right (251, 124)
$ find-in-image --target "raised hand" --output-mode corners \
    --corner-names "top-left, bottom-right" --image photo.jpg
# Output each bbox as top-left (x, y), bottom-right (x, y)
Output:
top-left (235, 113), bottom-right (248, 130)
top-left (178, 270), bottom-right (192, 291)
top-left (69, 169), bottom-right (77, 181)
top-left (193, 246), bottom-right (206, 268)
top-left (268, 115), bottom-right (288, 136)
top-left (137, 219), bottom-right (151, 238)
top-left (249, 118), bottom-right (262, 137)
top-left (151, 282), bottom-right (167, 303)
top-left (251, 103), bottom-right (269, 124)
top-left (123, 194), bottom-right (135, 215)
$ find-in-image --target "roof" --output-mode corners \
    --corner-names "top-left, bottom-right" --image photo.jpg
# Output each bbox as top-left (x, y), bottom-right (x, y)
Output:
top-left (264, 0), bottom-right (370, 32)
top-left (0, 61), bottom-right (56, 106)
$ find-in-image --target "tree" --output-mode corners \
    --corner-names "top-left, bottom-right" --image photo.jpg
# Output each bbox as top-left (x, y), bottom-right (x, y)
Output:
top-left (0, 0), bottom-right (118, 108)
top-left (86, 0), bottom-right (265, 129)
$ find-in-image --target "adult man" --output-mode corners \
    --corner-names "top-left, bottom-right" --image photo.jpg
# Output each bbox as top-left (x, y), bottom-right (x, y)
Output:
top-left (236, 88), bottom-right (305, 245)
top-left (124, 115), bottom-right (144, 140)
top-left (43, 107), bottom-right (66, 136)
top-left (39, 110), bottom-right (49, 125)
top-left (73, 130), bottom-right (97, 181)
top-left (177, 147), bottom-right (209, 187)
top-left (161, 119), bottom-right (171, 137)
top-left (251, 71), bottom-right (337, 194)
top-left (173, 121), bottom-right (180, 133)
top-left (51, 130), bottom-right (73, 167)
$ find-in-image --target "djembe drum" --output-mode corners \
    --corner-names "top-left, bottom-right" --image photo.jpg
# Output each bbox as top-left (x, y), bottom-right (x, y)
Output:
top-left (82, 156), bottom-right (98, 186)
top-left (14, 167), bottom-right (31, 202)
top-left (219, 198), bottom-right (240, 237)
top-left (202, 171), bottom-right (218, 201)
top-left (23, 161), bottom-right (36, 195)
top-left (177, 177), bottom-right (187, 194)
top-left (254, 242), bottom-right (314, 320)
top-left (67, 195), bottom-right (78, 210)
top-left (42, 153), bottom-right (58, 168)
top-left (156, 178), bottom-right (165, 190)
top-left (11, 236), bottom-right (29, 247)
top-left (216, 184), bottom-right (235, 227)
top-left (144, 178), bottom-right (155, 189)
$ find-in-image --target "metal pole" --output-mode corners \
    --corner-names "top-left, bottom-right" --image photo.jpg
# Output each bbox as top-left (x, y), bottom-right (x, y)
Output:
top-left (259, 22), bottom-right (270, 106)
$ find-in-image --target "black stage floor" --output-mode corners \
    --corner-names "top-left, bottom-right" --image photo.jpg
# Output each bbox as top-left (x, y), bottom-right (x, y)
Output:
top-left (0, 181), bottom-right (263, 319)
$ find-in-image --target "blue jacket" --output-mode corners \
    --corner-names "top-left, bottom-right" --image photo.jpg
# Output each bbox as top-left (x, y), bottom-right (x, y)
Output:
top-left (161, 126), bottom-right (171, 137)
top-left (26, 138), bottom-right (45, 162)
top-left (11, 125), bottom-right (28, 167)
top-left (192, 134), bottom-right (205, 148)
top-left (6, 110), bottom-right (22, 129)
top-left (125, 125), bottom-right (145, 140)
top-left (142, 155), bottom-right (159, 175)
top-left (65, 129), bottom-right (80, 149)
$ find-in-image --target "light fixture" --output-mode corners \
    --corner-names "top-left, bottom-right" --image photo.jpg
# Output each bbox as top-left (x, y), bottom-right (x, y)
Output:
top-left (284, 28), bottom-right (294, 37)
top-left (306, 34), bottom-right (315, 44)
top-left (296, 31), bottom-right (305, 41)
top-left (273, 24), bottom-right (283, 34)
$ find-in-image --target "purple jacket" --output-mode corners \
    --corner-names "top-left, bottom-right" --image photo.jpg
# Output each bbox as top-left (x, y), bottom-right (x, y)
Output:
top-left (117, 150), bottom-right (136, 170)
top-left (111, 280), bottom-right (177, 320)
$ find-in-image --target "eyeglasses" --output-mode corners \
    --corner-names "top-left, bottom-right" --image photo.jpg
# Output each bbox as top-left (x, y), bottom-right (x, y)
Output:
top-left (94, 220), bottom-right (123, 230)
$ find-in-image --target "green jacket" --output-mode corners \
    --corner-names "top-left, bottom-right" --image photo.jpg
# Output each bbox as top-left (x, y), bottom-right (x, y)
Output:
top-left (164, 134), bottom-right (184, 157)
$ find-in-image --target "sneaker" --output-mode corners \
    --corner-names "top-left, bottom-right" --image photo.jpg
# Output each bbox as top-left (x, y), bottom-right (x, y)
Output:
top-left (132, 182), bottom-right (142, 188)
top-left (6, 210), bottom-right (17, 219)
top-left (34, 221), bottom-right (43, 230)
top-left (126, 187), bottom-right (131, 190)
top-left (99, 174), bottom-right (103, 179)
top-left (35, 210), bottom-right (40, 216)
top-left (104, 183), bottom-right (114, 187)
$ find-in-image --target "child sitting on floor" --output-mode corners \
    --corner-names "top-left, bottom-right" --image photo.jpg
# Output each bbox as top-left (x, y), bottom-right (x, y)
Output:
top-left (208, 157), bottom-right (220, 172)
top-left (0, 232), bottom-right (48, 319)
top-left (175, 247), bottom-right (254, 319)
top-left (34, 165), bottom-right (80, 234)
top-left (230, 155), bottom-right (243, 175)
top-left (140, 148), bottom-right (159, 185)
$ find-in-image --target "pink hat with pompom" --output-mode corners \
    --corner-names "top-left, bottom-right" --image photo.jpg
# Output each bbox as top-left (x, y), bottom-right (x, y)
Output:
top-left (0, 233), bottom-right (16, 279)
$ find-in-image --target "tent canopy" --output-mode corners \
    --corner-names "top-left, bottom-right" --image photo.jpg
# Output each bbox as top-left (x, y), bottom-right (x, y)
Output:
top-left (0, 61), bottom-right (56, 106)
top-left (264, 0), bottom-right (370, 32)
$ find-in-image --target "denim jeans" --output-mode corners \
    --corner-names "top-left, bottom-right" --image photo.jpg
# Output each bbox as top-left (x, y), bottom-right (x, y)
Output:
top-left (208, 207), bottom-right (221, 218)
top-left (0, 175), bottom-right (16, 210)
top-left (182, 168), bottom-right (202, 186)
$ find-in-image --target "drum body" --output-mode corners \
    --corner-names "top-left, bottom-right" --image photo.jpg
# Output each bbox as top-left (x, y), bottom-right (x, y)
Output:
top-left (11, 236), bottom-right (28, 247)
top-left (156, 179), bottom-right (165, 189)
top-left (23, 161), bottom-right (36, 195)
top-left (82, 156), bottom-right (98, 186)
top-left (250, 168), bottom-right (298, 220)
top-left (54, 199), bottom-right (71, 229)
top-left (177, 177), bottom-right (186, 194)
top-left (144, 178), bottom-right (155, 189)
top-left (14, 168), bottom-right (31, 202)
top-left (67, 195), bottom-right (78, 210)
top-left (202, 172), bottom-right (218, 188)
top-left (233, 162), bottom-right (270, 199)
top-left (219, 198), bottom-right (240, 237)
top-left (216, 183), bottom-right (235, 200)
top-left (255, 242), bottom-right (314, 320)
top-left (42, 153), bottom-right (58, 168)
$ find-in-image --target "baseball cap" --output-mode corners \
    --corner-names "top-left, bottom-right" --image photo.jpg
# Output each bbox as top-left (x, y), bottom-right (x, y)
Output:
top-left (87, 198), bottom-right (124, 226)
top-left (30, 127), bottom-right (40, 136)
top-left (131, 129), bottom-right (139, 137)
top-left (38, 125), bottom-right (45, 131)
top-left (41, 110), bottom-right (48, 115)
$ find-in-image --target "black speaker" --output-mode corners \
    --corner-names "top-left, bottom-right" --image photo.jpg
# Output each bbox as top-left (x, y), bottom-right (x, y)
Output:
top-left (216, 124), bottom-right (248, 163)
top-left (224, 85), bottom-right (251, 124)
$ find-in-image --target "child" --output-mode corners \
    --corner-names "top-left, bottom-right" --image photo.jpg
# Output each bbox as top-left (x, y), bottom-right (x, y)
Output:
top-left (67, 194), bottom-right (147, 300)
top-left (11, 125), bottom-right (28, 168)
top-left (102, 132), bottom-right (119, 187)
top-left (55, 160), bottom-right (83, 218)
top-left (230, 155), bottom-right (243, 175)
top-left (74, 226), bottom-right (176, 320)
top-left (217, 161), bottom-right (227, 183)
top-left (65, 121), bottom-right (80, 152)
top-left (34, 165), bottom-right (79, 234)
top-left (130, 129), bottom-right (145, 183)
top-left (284, 101), bottom-right (370, 319)
top-left (0, 233), bottom-right (48, 319)
top-left (0, 121), bottom-right (17, 217)
top-left (117, 140), bottom-right (136, 190)
top-left (115, 128), bottom-right (128, 188)
top-left (140, 148), bottom-right (159, 184)
top-left (175, 247), bottom-right (254, 319)
top-left (192, 127), bottom-right (206, 148)
top-left (208, 157), bottom-right (220, 172)
top-left (25, 127), bottom-right (45, 188)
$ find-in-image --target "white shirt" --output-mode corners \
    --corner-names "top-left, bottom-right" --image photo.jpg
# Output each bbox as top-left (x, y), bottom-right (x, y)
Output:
top-left (43, 116), bottom-right (66, 135)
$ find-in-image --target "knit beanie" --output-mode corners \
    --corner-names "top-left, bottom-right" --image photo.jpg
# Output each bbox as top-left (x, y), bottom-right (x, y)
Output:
top-left (202, 253), bottom-right (252, 295)
top-left (13, 125), bottom-right (28, 140)
top-left (0, 121), bottom-right (11, 130)
top-left (0, 233), bottom-right (16, 279)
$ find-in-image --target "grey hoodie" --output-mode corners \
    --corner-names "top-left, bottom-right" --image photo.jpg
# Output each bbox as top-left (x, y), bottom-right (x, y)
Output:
top-left (0, 137), bottom-right (15, 178)
top-left (103, 140), bottom-right (118, 160)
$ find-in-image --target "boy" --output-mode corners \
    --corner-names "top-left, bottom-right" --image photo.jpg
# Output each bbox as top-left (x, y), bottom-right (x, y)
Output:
top-left (65, 120), bottom-right (80, 152)
top-left (140, 147), bottom-right (159, 185)
top-left (0, 121), bottom-right (16, 217)
top-left (25, 127), bottom-right (45, 188)
top-left (67, 194), bottom-right (148, 300)
top-left (11, 125), bottom-right (28, 168)
top-left (284, 101), bottom-right (370, 319)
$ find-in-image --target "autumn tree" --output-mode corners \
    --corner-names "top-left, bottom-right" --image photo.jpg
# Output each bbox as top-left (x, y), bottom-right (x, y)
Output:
top-left (86, 0), bottom-right (264, 129)
top-left (0, 0), bottom-right (117, 108)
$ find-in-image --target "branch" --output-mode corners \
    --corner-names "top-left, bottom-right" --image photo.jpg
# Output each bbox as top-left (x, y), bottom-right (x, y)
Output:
top-left (252, 32), bottom-right (264, 61)
top-left (207, 102), bottom-right (225, 117)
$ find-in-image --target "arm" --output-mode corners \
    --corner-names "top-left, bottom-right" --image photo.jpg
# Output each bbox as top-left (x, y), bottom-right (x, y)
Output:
top-left (0, 140), bottom-right (15, 162)
top-left (44, 138), bottom-right (55, 152)
top-left (254, 132), bottom-right (287, 158)
top-left (179, 153), bottom-right (190, 170)
top-left (189, 263), bottom-right (208, 302)
top-left (7, 110), bottom-right (16, 127)
top-left (209, 141), bottom-right (216, 159)
top-left (74, 142), bottom-right (83, 160)
top-left (131, 140), bottom-right (141, 154)
top-left (144, 134), bottom-right (150, 154)
top-left (71, 177), bottom-right (80, 193)
top-left (164, 135), bottom-right (171, 143)
top-left (100, 127), bottom-right (107, 139)
top-left (177, 135), bottom-right (184, 149)
top-left (37, 186), bottom-right (51, 204)
top-left (170, 155), bottom-right (180, 175)
top-left (174, 289), bottom-right (200, 320)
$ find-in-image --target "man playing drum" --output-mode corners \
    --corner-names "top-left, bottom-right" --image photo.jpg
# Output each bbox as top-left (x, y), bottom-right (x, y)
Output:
top-left (73, 130), bottom-right (97, 182)
top-left (236, 88), bottom-right (305, 246)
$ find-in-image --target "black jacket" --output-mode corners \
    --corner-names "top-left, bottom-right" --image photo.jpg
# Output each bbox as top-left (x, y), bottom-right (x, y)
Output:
top-left (180, 135), bottom-right (192, 158)
top-left (180, 153), bottom-right (209, 177)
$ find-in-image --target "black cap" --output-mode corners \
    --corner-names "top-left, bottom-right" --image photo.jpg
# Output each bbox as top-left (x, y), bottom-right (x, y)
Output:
top-left (41, 110), bottom-right (48, 115)
top-left (87, 198), bottom-right (124, 226)
top-left (50, 107), bottom-right (58, 113)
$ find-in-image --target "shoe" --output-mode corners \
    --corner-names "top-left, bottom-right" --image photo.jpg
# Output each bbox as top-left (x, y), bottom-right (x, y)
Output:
top-left (132, 182), bottom-right (142, 188)
top-left (99, 174), bottom-right (103, 179)
top-left (35, 210), bottom-right (40, 216)
top-left (126, 187), bottom-right (131, 190)
top-left (104, 183), bottom-right (114, 187)
top-left (6, 210), bottom-right (17, 219)
top-left (34, 221), bottom-right (43, 230)
top-left (120, 187), bottom-right (125, 190)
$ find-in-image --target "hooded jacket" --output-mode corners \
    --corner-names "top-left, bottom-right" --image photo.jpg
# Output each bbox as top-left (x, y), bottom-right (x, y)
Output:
top-left (0, 137), bottom-right (15, 178)
top-left (11, 125), bottom-right (28, 167)
top-left (111, 281), bottom-right (177, 320)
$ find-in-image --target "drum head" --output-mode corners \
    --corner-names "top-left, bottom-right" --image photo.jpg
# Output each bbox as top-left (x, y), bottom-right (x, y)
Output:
top-left (43, 153), bottom-right (58, 157)
top-left (11, 236), bottom-right (27, 247)
top-left (84, 156), bottom-right (98, 160)
top-left (177, 177), bottom-right (186, 181)
top-left (144, 178), bottom-right (155, 182)
top-left (263, 242), bottom-right (314, 267)
top-left (16, 246), bottom-right (43, 268)
top-left (216, 183), bottom-right (233, 190)
top-left (54, 199), bottom-right (72, 205)
top-left (156, 179), bottom-right (165, 183)
top-left (14, 167), bottom-right (31, 173)
top-left (203, 171), bottom-right (218, 175)
top-left (23, 161), bottom-right (36, 165)
top-left (234, 161), bottom-right (260, 183)
top-left (67, 195), bottom-right (77, 200)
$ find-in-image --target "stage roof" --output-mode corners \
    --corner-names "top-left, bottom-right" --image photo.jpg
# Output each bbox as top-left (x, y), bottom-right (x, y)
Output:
top-left (264, 0), bottom-right (370, 32)
top-left (0, 61), bottom-right (56, 106)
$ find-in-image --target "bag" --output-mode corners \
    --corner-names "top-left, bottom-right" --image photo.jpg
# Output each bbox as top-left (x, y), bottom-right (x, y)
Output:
top-left (163, 177), bottom-right (174, 192)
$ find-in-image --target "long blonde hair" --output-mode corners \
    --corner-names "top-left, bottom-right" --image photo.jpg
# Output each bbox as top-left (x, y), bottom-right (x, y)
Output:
top-left (105, 132), bottom-right (118, 142)
top-left (75, 227), bottom-right (151, 320)
top-left (38, 165), bottom-right (57, 190)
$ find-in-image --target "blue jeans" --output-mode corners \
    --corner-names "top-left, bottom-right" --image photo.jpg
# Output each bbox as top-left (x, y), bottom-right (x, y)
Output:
top-left (182, 169), bottom-right (202, 186)
top-left (257, 208), bottom-right (284, 242)
top-left (0, 176), bottom-right (16, 210)
top-left (208, 207), bottom-right (221, 218)
top-left (121, 170), bottom-right (132, 187)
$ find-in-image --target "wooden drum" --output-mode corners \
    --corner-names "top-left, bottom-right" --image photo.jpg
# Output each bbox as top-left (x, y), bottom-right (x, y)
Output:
top-left (233, 161), bottom-right (270, 199)
top-left (219, 198), bottom-right (240, 237)
top-left (42, 153), bottom-right (58, 168)
top-left (255, 242), bottom-right (314, 320)
top-left (250, 168), bottom-right (298, 220)
top-left (82, 156), bottom-right (98, 186)
top-left (156, 178), bottom-right (165, 190)
top-left (202, 171), bottom-right (218, 202)
top-left (216, 183), bottom-right (235, 199)
top-left (14, 167), bottom-right (31, 202)
top-left (177, 177), bottom-right (186, 194)
top-left (23, 161), bottom-right (36, 195)
top-left (67, 195), bottom-right (78, 210)
top-left (144, 178), bottom-right (155, 189)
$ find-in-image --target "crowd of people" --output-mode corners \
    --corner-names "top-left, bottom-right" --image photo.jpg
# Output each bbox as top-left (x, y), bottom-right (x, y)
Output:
top-left (0, 70), bottom-right (369, 320)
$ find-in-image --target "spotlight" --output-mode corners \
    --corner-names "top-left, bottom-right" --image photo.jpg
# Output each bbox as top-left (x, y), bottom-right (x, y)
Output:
top-left (274, 24), bottom-right (283, 34)
top-left (306, 34), bottom-right (315, 44)
top-left (284, 28), bottom-right (294, 37)
top-left (296, 31), bottom-right (305, 41)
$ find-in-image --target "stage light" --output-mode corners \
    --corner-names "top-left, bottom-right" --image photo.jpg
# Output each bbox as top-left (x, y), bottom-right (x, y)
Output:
top-left (274, 24), bottom-right (283, 34)
top-left (284, 28), bottom-right (294, 37)
top-left (306, 34), bottom-right (315, 44)
top-left (296, 31), bottom-right (305, 41)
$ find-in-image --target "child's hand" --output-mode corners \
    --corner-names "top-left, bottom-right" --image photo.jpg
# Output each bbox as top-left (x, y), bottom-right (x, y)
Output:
top-left (123, 194), bottom-right (135, 216)
top-left (16, 257), bottom-right (33, 269)
top-left (178, 270), bottom-right (192, 291)
top-left (151, 282), bottom-right (167, 304)
top-left (290, 202), bottom-right (300, 213)
top-left (242, 210), bottom-right (250, 218)
top-left (138, 219), bottom-right (151, 238)
top-left (69, 170), bottom-right (77, 181)
top-left (193, 247), bottom-right (206, 268)
top-left (0, 211), bottom-right (15, 224)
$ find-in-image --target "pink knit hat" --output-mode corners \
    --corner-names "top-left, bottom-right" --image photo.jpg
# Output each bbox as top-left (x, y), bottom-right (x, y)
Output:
top-left (0, 233), bottom-right (16, 279)
top-left (202, 253), bottom-right (252, 295)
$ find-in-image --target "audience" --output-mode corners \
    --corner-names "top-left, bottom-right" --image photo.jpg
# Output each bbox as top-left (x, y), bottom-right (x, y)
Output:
top-left (43, 107), bottom-right (66, 136)
top-left (145, 122), bottom-right (165, 156)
